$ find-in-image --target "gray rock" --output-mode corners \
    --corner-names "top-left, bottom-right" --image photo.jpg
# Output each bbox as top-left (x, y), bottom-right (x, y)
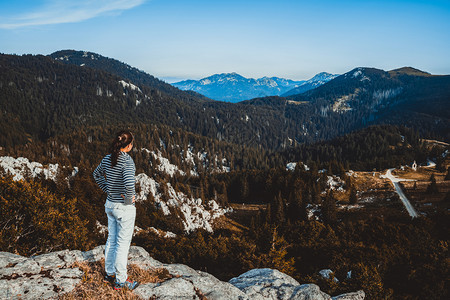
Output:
top-left (228, 268), bottom-right (364, 300)
top-left (50, 267), bottom-right (83, 279)
top-left (128, 245), bottom-right (151, 259)
top-left (0, 273), bottom-right (81, 300)
top-left (134, 277), bottom-right (199, 300)
top-left (129, 255), bottom-right (163, 270)
top-left (163, 263), bottom-right (200, 277)
top-left (0, 252), bottom-right (27, 268)
top-left (129, 247), bottom-right (163, 269)
top-left (332, 290), bottom-right (365, 300)
top-left (32, 250), bottom-right (69, 270)
top-left (80, 245), bottom-right (157, 265)
top-left (0, 258), bottom-right (40, 277)
top-left (290, 284), bottom-right (331, 300)
top-left (319, 269), bottom-right (339, 283)
top-left (229, 268), bottom-right (302, 300)
top-left (61, 250), bottom-right (85, 265)
top-left (190, 271), bottom-right (248, 300)
top-left (82, 245), bottom-right (105, 262)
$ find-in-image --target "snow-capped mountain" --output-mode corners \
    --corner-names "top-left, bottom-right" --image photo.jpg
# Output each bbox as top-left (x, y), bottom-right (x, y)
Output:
top-left (281, 72), bottom-right (339, 96)
top-left (172, 72), bottom-right (338, 102)
top-left (172, 73), bottom-right (305, 102)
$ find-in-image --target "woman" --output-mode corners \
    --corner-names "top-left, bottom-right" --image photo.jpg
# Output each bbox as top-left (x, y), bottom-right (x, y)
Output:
top-left (93, 130), bottom-right (139, 290)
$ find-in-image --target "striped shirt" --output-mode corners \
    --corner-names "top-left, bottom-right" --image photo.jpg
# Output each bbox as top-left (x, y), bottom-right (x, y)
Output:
top-left (93, 152), bottom-right (136, 205)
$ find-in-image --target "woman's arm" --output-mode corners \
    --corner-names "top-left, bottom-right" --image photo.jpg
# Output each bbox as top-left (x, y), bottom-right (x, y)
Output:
top-left (122, 156), bottom-right (136, 205)
top-left (93, 161), bottom-right (107, 193)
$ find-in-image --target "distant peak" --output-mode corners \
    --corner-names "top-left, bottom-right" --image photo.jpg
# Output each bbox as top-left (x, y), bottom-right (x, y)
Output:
top-left (388, 67), bottom-right (431, 77)
top-left (218, 72), bottom-right (241, 76)
top-left (308, 72), bottom-right (337, 82)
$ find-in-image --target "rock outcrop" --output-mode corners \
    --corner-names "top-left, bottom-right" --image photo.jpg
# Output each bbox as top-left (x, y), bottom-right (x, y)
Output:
top-left (0, 246), bottom-right (364, 299)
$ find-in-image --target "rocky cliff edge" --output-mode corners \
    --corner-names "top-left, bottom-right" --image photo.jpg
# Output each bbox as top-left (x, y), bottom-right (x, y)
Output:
top-left (0, 246), bottom-right (364, 300)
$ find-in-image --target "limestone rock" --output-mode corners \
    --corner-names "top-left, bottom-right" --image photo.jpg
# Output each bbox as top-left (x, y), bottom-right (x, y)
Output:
top-left (135, 277), bottom-right (198, 299)
top-left (162, 263), bottom-right (199, 277)
top-left (319, 269), bottom-right (339, 282)
top-left (190, 271), bottom-right (247, 300)
top-left (229, 268), bottom-right (362, 300)
top-left (0, 246), bottom-right (364, 300)
top-left (332, 290), bottom-right (365, 300)
top-left (0, 258), bottom-right (40, 277)
top-left (229, 268), bottom-right (303, 300)
top-left (0, 252), bottom-right (27, 268)
top-left (128, 246), bottom-right (163, 270)
top-left (290, 284), bottom-right (331, 300)
top-left (82, 245), bottom-right (105, 262)
top-left (33, 250), bottom-right (69, 270)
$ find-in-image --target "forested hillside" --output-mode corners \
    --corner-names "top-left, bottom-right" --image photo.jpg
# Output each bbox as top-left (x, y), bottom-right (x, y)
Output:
top-left (50, 50), bottom-right (210, 104)
top-left (0, 53), bottom-right (303, 150)
top-left (44, 51), bottom-right (450, 147)
top-left (285, 67), bottom-right (450, 141)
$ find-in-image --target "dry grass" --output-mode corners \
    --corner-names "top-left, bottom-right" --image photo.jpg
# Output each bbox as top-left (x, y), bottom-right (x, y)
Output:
top-left (227, 203), bottom-right (267, 228)
top-left (351, 171), bottom-right (393, 192)
top-left (213, 215), bottom-right (248, 232)
top-left (229, 203), bottom-right (267, 211)
top-left (392, 166), bottom-right (441, 181)
top-left (60, 259), bottom-right (172, 300)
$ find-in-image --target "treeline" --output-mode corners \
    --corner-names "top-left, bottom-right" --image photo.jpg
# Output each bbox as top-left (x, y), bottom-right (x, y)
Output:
top-left (287, 67), bottom-right (450, 142)
top-left (282, 125), bottom-right (431, 171)
top-left (0, 53), bottom-right (298, 150)
top-left (49, 50), bottom-right (210, 105)
top-left (4, 123), bottom-right (284, 173)
top-left (5, 124), bottom-right (443, 211)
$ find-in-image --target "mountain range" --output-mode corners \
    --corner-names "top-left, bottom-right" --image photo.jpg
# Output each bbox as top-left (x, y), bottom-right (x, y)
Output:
top-left (1, 50), bottom-right (449, 153)
top-left (172, 72), bottom-right (337, 102)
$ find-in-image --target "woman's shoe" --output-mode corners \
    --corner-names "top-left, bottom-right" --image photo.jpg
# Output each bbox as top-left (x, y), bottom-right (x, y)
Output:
top-left (114, 278), bottom-right (140, 290)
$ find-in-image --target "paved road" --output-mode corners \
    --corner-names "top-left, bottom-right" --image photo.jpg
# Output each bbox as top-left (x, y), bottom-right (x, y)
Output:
top-left (382, 169), bottom-right (419, 218)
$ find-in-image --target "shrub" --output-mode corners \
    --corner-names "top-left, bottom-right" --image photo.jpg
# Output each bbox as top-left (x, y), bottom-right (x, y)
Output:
top-left (0, 176), bottom-right (89, 255)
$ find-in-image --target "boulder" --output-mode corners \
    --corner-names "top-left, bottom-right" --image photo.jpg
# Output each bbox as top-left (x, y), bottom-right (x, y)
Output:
top-left (134, 277), bottom-right (198, 299)
top-left (332, 290), bottom-right (365, 300)
top-left (290, 284), bottom-right (331, 300)
top-left (229, 268), bottom-right (364, 300)
top-left (229, 268), bottom-right (304, 299)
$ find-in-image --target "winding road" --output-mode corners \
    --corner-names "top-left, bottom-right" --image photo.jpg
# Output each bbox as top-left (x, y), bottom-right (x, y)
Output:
top-left (382, 168), bottom-right (419, 218)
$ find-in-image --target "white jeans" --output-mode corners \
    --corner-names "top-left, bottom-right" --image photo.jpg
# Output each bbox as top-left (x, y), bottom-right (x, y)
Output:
top-left (104, 201), bottom-right (136, 283)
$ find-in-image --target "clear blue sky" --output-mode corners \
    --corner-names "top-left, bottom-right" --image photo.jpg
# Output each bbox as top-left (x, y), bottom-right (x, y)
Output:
top-left (1, 0), bottom-right (449, 82)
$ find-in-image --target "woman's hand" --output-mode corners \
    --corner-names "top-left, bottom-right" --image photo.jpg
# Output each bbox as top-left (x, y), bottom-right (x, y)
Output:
top-left (121, 194), bottom-right (136, 203)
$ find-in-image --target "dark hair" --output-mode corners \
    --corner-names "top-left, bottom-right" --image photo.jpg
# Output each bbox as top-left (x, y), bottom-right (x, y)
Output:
top-left (109, 130), bottom-right (134, 167)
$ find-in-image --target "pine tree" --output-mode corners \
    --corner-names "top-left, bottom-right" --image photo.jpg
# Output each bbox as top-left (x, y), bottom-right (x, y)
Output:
top-left (322, 191), bottom-right (337, 224)
top-left (426, 174), bottom-right (439, 194)
top-left (445, 167), bottom-right (450, 181)
top-left (349, 187), bottom-right (358, 204)
top-left (264, 227), bottom-right (295, 275)
top-left (287, 190), bottom-right (303, 222)
top-left (271, 192), bottom-right (285, 225)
